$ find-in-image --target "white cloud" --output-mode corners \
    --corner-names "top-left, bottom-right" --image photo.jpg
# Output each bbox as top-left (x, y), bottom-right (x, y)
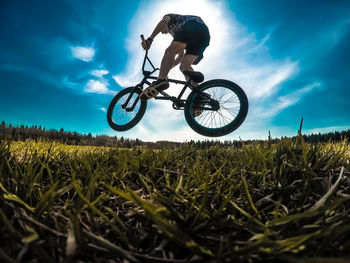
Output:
top-left (62, 76), bottom-right (78, 89)
top-left (322, 19), bottom-right (350, 50)
top-left (91, 69), bottom-right (109, 78)
top-left (254, 82), bottom-right (322, 119)
top-left (101, 107), bottom-right (107, 112)
top-left (304, 125), bottom-right (350, 135)
top-left (71, 46), bottom-right (95, 62)
top-left (249, 26), bottom-right (278, 54)
top-left (110, 0), bottom-right (308, 141)
top-left (112, 75), bottom-right (136, 88)
top-left (85, 79), bottom-right (115, 95)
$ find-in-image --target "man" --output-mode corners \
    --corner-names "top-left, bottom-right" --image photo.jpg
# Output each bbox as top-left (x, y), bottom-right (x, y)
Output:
top-left (140, 13), bottom-right (210, 100)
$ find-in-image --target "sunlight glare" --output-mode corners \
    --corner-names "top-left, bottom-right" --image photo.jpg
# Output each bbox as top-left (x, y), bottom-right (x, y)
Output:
top-left (153, 0), bottom-right (233, 65)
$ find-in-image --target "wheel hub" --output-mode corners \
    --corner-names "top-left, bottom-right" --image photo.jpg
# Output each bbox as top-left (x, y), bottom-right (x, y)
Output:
top-left (209, 100), bottom-right (220, 111)
top-left (172, 102), bottom-right (184, 110)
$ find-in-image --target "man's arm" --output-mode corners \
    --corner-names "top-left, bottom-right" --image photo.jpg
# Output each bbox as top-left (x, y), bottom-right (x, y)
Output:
top-left (149, 15), bottom-right (170, 39)
top-left (142, 15), bottom-right (171, 50)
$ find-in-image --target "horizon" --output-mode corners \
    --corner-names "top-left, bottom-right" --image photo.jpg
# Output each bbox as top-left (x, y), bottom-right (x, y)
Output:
top-left (1, 0), bottom-right (350, 142)
top-left (2, 119), bottom-right (350, 143)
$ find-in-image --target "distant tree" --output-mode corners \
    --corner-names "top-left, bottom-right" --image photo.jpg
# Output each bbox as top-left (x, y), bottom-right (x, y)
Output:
top-left (1, 120), bottom-right (349, 148)
top-left (0, 121), bottom-right (6, 136)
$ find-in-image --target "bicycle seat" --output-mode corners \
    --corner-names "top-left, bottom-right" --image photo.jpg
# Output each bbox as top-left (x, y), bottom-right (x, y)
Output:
top-left (183, 71), bottom-right (204, 83)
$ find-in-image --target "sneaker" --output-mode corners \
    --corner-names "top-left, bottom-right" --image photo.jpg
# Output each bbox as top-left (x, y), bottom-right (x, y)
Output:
top-left (192, 108), bottom-right (203, 117)
top-left (139, 79), bottom-right (169, 100)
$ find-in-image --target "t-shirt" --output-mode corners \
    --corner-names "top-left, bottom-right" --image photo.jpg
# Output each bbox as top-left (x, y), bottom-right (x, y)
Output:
top-left (165, 14), bottom-right (205, 38)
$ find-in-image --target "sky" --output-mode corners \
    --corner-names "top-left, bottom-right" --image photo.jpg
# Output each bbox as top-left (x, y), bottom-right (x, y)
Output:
top-left (1, 0), bottom-right (349, 142)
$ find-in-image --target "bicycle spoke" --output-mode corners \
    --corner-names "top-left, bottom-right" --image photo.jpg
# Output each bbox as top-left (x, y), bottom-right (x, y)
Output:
top-left (113, 94), bottom-right (140, 126)
top-left (222, 106), bottom-right (240, 114)
top-left (185, 80), bottom-right (248, 137)
top-left (219, 87), bottom-right (229, 101)
top-left (218, 111), bottom-right (223, 128)
top-left (218, 110), bottom-right (233, 124)
top-left (197, 110), bottom-right (210, 122)
top-left (220, 94), bottom-right (239, 105)
top-left (199, 111), bottom-right (211, 126)
top-left (191, 84), bottom-right (244, 130)
top-left (211, 111), bottom-right (217, 129)
top-left (221, 107), bottom-right (239, 114)
top-left (203, 111), bottom-right (214, 128)
top-left (220, 112), bottom-right (232, 124)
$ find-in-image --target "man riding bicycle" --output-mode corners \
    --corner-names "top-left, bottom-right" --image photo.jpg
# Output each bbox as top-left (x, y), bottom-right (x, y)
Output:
top-left (140, 13), bottom-right (210, 100)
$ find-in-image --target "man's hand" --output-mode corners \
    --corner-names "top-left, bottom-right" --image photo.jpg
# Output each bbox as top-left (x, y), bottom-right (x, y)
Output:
top-left (141, 37), bottom-right (153, 50)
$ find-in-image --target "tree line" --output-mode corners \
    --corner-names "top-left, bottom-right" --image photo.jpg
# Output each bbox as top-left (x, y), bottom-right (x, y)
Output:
top-left (0, 121), bottom-right (349, 148)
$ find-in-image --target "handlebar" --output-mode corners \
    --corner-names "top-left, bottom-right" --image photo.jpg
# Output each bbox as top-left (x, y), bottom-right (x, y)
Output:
top-left (140, 34), bottom-right (158, 75)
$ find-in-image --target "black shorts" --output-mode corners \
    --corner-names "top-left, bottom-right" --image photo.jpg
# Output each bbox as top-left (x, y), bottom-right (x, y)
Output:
top-left (173, 20), bottom-right (210, 65)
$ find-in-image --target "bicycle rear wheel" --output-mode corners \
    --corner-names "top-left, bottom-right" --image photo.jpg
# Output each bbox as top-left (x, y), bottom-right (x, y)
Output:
top-left (107, 87), bottom-right (147, 131)
top-left (184, 79), bottom-right (248, 137)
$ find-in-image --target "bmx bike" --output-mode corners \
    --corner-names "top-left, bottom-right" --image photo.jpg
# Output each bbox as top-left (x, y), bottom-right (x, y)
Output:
top-left (107, 35), bottom-right (248, 137)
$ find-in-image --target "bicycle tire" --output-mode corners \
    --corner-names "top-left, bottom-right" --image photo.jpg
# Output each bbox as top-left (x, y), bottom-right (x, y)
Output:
top-left (107, 87), bottom-right (147, 131)
top-left (184, 79), bottom-right (248, 137)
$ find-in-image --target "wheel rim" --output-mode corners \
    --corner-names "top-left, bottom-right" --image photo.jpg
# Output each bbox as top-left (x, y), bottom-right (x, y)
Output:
top-left (112, 92), bottom-right (141, 127)
top-left (191, 84), bottom-right (241, 130)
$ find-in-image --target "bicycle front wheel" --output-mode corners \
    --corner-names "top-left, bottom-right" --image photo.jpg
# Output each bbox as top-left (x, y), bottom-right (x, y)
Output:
top-left (184, 79), bottom-right (248, 137)
top-left (107, 87), bottom-right (147, 131)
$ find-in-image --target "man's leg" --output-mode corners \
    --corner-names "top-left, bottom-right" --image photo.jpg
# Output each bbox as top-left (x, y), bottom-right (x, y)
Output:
top-left (179, 54), bottom-right (199, 85)
top-left (139, 41), bottom-right (186, 100)
top-left (159, 41), bottom-right (186, 79)
top-left (180, 54), bottom-right (209, 117)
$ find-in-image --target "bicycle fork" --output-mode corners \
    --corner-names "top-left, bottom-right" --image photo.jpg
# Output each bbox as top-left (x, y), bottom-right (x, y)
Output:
top-left (121, 86), bottom-right (142, 112)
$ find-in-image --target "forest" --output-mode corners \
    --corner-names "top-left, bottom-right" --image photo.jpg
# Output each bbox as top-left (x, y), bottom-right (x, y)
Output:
top-left (1, 121), bottom-right (349, 148)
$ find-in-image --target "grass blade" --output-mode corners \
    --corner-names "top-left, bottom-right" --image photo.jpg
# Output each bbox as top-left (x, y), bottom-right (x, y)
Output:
top-left (310, 167), bottom-right (344, 211)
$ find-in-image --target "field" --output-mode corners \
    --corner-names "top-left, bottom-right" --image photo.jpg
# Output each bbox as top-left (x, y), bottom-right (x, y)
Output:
top-left (0, 137), bottom-right (349, 262)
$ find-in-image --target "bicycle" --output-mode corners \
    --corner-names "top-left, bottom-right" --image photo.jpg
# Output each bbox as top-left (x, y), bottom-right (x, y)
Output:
top-left (107, 35), bottom-right (248, 137)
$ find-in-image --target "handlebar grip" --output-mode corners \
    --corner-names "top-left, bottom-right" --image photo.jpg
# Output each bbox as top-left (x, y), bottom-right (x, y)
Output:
top-left (140, 34), bottom-right (147, 48)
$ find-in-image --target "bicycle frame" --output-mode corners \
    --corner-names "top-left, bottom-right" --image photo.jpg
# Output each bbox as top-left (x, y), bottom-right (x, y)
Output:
top-left (122, 36), bottom-right (219, 112)
top-left (108, 35), bottom-right (248, 137)
top-left (122, 50), bottom-right (197, 111)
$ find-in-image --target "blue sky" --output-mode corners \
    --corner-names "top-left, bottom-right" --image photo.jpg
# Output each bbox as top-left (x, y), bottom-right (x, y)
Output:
top-left (1, 0), bottom-right (349, 142)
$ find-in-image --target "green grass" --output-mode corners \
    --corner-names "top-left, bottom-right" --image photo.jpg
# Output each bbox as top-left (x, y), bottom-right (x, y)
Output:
top-left (0, 137), bottom-right (349, 262)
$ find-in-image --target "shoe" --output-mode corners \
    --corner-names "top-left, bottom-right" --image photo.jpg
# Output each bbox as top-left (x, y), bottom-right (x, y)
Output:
top-left (139, 79), bottom-right (169, 100)
top-left (192, 109), bottom-right (203, 117)
top-left (192, 92), bottom-right (210, 117)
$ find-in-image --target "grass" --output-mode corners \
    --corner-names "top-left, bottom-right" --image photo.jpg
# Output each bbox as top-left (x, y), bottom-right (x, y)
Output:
top-left (0, 136), bottom-right (349, 262)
